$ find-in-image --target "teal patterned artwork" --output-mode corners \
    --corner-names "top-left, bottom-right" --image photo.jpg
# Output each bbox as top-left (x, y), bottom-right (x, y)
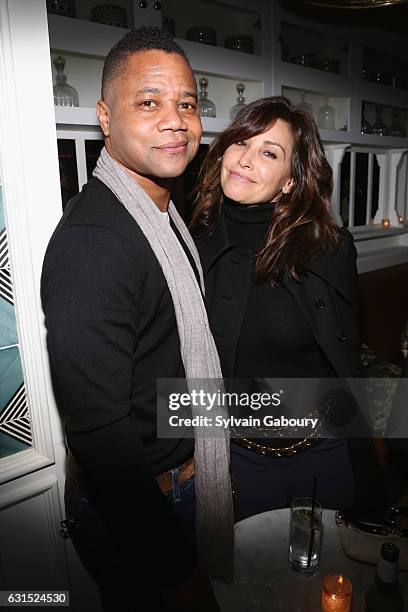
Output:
top-left (0, 350), bottom-right (29, 459)
top-left (0, 297), bottom-right (19, 347)
top-left (0, 189), bottom-right (4, 232)
top-left (0, 184), bottom-right (32, 459)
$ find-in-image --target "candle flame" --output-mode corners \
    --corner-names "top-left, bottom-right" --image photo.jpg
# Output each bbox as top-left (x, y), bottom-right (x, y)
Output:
top-left (338, 575), bottom-right (344, 585)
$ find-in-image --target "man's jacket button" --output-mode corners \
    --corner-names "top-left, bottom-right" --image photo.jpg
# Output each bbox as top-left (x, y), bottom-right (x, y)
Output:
top-left (314, 298), bottom-right (326, 309)
top-left (338, 334), bottom-right (347, 343)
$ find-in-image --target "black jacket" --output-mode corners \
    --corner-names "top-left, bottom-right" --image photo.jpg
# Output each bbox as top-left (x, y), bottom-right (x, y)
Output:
top-left (196, 213), bottom-right (386, 509)
top-left (41, 178), bottom-right (195, 587)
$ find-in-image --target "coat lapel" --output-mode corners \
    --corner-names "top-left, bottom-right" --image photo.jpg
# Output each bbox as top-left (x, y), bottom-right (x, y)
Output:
top-left (283, 272), bottom-right (353, 378)
top-left (306, 235), bottom-right (354, 304)
top-left (196, 217), bottom-right (252, 377)
top-left (195, 217), bottom-right (232, 276)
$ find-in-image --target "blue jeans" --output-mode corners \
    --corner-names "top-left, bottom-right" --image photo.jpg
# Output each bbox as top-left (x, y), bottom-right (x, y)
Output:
top-left (64, 470), bottom-right (196, 612)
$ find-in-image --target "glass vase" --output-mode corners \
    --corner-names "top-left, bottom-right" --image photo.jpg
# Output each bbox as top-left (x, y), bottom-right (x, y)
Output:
top-left (230, 83), bottom-right (246, 119)
top-left (47, 0), bottom-right (75, 17)
top-left (371, 106), bottom-right (388, 136)
top-left (298, 91), bottom-right (314, 117)
top-left (198, 77), bottom-right (216, 118)
top-left (53, 55), bottom-right (79, 107)
top-left (361, 103), bottom-right (372, 134)
top-left (317, 96), bottom-right (335, 130)
top-left (388, 110), bottom-right (405, 138)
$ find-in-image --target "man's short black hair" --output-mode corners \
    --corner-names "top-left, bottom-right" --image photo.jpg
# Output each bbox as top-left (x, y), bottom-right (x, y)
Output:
top-left (101, 26), bottom-right (191, 100)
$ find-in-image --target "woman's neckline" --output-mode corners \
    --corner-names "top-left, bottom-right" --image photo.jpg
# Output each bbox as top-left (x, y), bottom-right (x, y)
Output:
top-left (223, 197), bottom-right (275, 225)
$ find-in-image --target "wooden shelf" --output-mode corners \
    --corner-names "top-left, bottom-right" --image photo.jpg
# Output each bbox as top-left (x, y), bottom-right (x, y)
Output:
top-left (55, 106), bottom-right (98, 126)
top-left (177, 39), bottom-right (270, 82)
top-left (278, 62), bottom-right (351, 95)
top-left (48, 14), bottom-right (129, 58)
top-left (48, 14), bottom-right (270, 83)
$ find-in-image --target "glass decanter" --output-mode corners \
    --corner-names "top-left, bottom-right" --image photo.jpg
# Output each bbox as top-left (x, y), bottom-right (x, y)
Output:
top-left (361, 103), bottom-right (372, 134)
top-left (371, 106), bottom-right (388, 136)
top-left (230, 83), bottom-right (246, 119)
top-left (298, 91), bottom-right (313, 117)
top-left (317, 96), bottom-right (335, 130)
top-left (388, 110), bottom-right (405, 138)
top-left (47, 0), bottom-right (75, 17)
top-left (198, 77), bottom-right (216, 118)
top-left (53, 55), bottom-right (79, 107)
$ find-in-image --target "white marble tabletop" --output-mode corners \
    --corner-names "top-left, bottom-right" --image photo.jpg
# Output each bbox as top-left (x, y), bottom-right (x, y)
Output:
top-left (212, 509), bottom-right (407, 611)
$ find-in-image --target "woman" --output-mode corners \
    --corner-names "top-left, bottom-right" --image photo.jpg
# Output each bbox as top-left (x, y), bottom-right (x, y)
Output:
top-left (191, 96), bottom-right (384, 521)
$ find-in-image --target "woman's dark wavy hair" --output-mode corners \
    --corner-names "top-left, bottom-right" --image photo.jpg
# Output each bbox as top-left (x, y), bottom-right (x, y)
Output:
top-left (190, 96), bottom-right (341, 285)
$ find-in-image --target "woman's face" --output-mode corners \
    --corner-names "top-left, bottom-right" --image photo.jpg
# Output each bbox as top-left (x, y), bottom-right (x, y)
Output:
top-left (220, 119), bottom-right (294, 205)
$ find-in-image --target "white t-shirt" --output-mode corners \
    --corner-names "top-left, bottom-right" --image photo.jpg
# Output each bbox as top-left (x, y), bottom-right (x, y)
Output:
top-left (160, 211), bottom-right (170, 224)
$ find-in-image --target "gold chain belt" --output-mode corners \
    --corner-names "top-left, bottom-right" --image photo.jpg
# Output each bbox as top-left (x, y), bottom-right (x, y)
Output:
top-left (229, 399), bottom-right (331, 457)
top-left (232, 429), bottom-right (320, 457)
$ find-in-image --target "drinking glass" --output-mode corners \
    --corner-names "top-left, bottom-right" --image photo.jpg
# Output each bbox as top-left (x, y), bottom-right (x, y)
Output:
top-left (288, 496), bottom-right (322, 574)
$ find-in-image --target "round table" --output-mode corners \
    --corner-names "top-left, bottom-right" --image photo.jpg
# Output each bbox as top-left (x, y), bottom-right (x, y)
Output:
top-left (212, 509), bottom-right (407, 611)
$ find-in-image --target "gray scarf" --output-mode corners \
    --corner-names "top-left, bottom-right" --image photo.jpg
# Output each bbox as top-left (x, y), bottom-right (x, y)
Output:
top-left (93, 147), bottom-right (234, 579)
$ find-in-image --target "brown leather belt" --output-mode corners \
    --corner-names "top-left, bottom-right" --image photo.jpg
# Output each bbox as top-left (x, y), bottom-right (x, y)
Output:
top-left (66, 452), bottom-right (195, 495)
top-left (155, 457), bottom-right (195, 494)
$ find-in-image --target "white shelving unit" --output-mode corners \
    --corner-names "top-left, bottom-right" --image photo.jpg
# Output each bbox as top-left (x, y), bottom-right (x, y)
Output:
top-left (48, 1), bottom-right (408, 145)
top-left (273, 2), bottom-right (408, 148)
top-left (48, 0), bottom-right (408, 270)
top-left (48, 0), bottom-right (273, 127)
top-left (54, 105), bottom-right (230, 135)
top-left (272, 0), bottom-right (408, 268)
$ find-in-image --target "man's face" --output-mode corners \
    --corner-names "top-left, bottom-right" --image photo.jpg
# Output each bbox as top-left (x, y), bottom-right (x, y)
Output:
top-left (98, 50), bottom-right (202, 180)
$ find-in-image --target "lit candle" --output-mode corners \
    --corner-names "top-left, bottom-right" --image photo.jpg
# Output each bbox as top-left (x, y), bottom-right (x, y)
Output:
top-left (382, 218), bottom-right (390, 229)
top-left (321, 574), bottom-right (352, 611)
top-left (398, 215), bottom-right (404, 225)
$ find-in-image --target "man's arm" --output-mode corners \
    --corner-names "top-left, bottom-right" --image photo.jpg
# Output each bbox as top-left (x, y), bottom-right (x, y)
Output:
top-left (41, 224), bottom-right (196, 587)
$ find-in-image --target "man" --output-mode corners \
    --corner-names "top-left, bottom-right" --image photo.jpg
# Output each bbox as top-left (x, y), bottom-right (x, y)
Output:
top-left (41, 27), bottom-right (232, 611)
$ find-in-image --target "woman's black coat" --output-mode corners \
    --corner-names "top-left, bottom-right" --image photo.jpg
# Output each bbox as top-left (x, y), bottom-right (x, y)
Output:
top-left (196, 214), bottom-right (387, 510)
